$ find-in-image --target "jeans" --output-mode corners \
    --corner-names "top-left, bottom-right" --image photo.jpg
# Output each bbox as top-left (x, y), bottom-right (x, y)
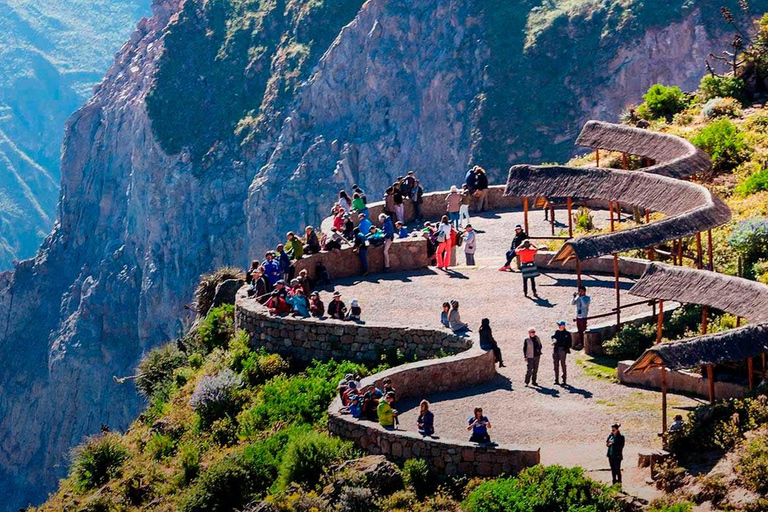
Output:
top-left (459, 204), bottom-right (470, 226)
top-left (504, 249), bottom-right (516, 267)
top-left (525, 356), bottom-right (540, 385)
top-left (414, 202), bottom-right (422, 220)
top-left (358, 248), bottom-right (368, 274)
top-left (448, 211), bottom-right (460, 227)
top-left (553, 348), bottom-right (567, 382)
top-left (465, 252), bottom-right (475, 266)
top-left (383, 238), bottom-right (393, 268)
top-left (523, 276), bottom-right (537, 295)
top-left (609, 457), bottom-right (622, 484)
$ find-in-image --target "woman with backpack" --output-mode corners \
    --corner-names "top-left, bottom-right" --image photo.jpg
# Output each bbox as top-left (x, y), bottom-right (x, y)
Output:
top-left (435, 215), bottom-right (452, 270)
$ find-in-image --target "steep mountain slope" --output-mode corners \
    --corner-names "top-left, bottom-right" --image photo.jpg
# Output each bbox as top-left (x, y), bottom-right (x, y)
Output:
top-left (0, 0), bottom-right (758, 509)
top-left (0, 0), bottom-right (149, 269)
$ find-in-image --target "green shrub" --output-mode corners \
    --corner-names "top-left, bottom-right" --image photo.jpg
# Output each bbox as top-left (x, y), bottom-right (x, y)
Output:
top-left (196, 304), bottom-right (235, 353)
top-left (146, 433), bottom-right (177, 461)
top-left (189, 369), bottom-right (244, 428)
top-left (574, 206), bottom-right (594, 231)
top-left (691, 118), bottom-right (750, 173)
top-left (737, 433), bottom-right (768, 494)
top-left (338, 486), bottom-right (377, 512)
top-left (602, 323), bottom-right (656, 359)
top-left (699, 74), bottom-right (747, 103)
top-left (403, 458), bottom-right (431, 499)
top-left (736, 169), bottom-right (768, 196)
top-left (210, 416), bottom-right (238, 447)
top-left (192, 267), bottom-right (242, 319)
top-left (701, 97), bottom-right (741, 119)
top-left (276, 430), bottom-right (356, 491)
top-left (179, 452), bottom-right (258, 512)
top-left (136, 343), bottom-right (187, 399)
top-left (70, 434), bottom-right (130, 491)
top-left (649, 502), bottom-right (694, 512)
top-left (642, 84), bottom-right (686, 120)
top-left (665, 305), bottom-right (704, 339)
top-left (729, 217), bottom-right (768, 279)
top-left (462, 465), bottom-right (623, 512)
top-left (175, 442), bottom-right (202, 487)
top-left (229, 331), bottom-right (289, 385)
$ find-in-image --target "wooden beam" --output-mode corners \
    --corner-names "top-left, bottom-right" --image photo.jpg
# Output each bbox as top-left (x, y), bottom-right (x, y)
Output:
top-left (707, 229), bottom-right (714, 271)
top-left (622, 152), bottom-right (628, 170)
top-left (701, 306), bottom-right (708, 335)
top-left (550, 203), bottom-right (556, 236)
top-left (661, 366), bottom-right (668, 433)
top-left (523, 197), bottom-right (529, 234)
top-left (707, 364), bottom-right (715, 404)
top-left (657, 300), bottom-right (664, 344)
top-left (737, 316), bottom-right (742, 327)
top-left (567, 197), bottom-right (573, 238)
top-left (613, 253), bottom-right (621, 328)
top-left (748, 357), bottom-right (755, 391)
top-left (696, 232), bottom-right (703, 269)
top-left (615, 201), bottom-right (621, 223)
top-left (677, 239), bottom-right (683, 266)
top-left (596, 149), bottom-right (600, 167)
top-left (609, 201), bottom-right (615, 232)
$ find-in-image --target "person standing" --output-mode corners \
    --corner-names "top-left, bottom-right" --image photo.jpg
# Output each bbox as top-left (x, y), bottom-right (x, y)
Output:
top-left (383, 187), bottom-right (395, 217)
top-left (459, 184), bottom-right (472, 227)
top-left (392, 183), bottom-right (405, 222)
top-left (572, 286), bottom-right (592, 348)
top-left (499, 225), bottom-right (529, 271)
top-left (551, 320), bottom-right (572, 386)
top-left (262, 251), bottom-right (282, 287)
top-left (474, 166), bottom-right (489, 211)
top-left (402, 171), bottom-right (416, 197)
top-left (523, 328), bottom-right (542, 387)
top-left (358, 212), bottom-right (372, 236)
top-left (516, 240), bottom-right (540, 297)
top-left (463, 224), bottom-right (476, 266)
top-left (606, 423), bottom-right (625, 486)
top-left (435, 215), bottom-right (452, 270)
top-left (411, 179), bottom-right (424, 222)
top-left (338, 190), bottom-right (353, 213)
top-left (353, 227), bottom-right (368, 276)
top-left (445, 185), bottom-right (462, 228)
top-left (379, 213), bottom-right (395, 271)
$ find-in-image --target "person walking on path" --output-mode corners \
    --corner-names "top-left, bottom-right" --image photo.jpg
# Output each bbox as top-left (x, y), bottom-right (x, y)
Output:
top-left (572, 286), bottom-right (592, 349)
top-left (411, 179), bottom-right (424, 222)
top-left (474, 166), bottom-right (490, 211)
top-left (435, 215), bottom-right (452, 269)
top-left (523, 328), bottom-right (542, 387)
top-left (517, 240), bottom-right (540, 297)
top-left (417, 400), bottom-right (435, 436)
top-left (463, 224), bottom-right (476, 266)
top-left (379, 213), bottom-right (395, 271)
top-left (459, 184), bottom-right (472, 227)
top-left (551, 320), bottom-right (572, 385)
top-left (467, 407), bottom-right (492, 443)
top-left (499, 225), bottom-right (529, 271)
top-left (479, 318), bottom-right (505, 367)
top-left (448, 300), bottom-right (469, 333)
top-left (445, 185), bottom-right (462, 228)
top-left (606, 423), bottom-right (625, 486)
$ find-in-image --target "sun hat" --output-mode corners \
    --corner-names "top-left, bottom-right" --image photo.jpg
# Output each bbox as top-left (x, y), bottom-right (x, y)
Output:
top-left (557, 320), bottom-right (566, 326)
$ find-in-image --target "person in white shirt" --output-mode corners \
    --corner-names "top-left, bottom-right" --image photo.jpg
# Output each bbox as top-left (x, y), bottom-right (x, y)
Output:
top-left (571, 286), bottom-right (591, 347)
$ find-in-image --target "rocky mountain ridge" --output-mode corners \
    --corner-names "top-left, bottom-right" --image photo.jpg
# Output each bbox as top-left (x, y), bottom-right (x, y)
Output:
top-left (0, 0), bottom-right (756, 508)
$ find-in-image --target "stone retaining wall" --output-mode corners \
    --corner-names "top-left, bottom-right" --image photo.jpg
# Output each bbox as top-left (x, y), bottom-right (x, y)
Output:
top-left (327, 347), bottom-right (541, 477)
top-left (617, 361), bottom-right (748, 400)
top-left (235, 288), bottom-right (471, 363)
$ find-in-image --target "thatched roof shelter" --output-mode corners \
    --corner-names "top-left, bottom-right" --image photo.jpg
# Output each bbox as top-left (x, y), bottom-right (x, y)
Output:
top-left (576, 120), bottom-right (712, 179)
top-left (503, 165), bottom-right (731, 262)
top-left (625, 323), bottom-right (768, 374)
top-left (630, 263), bottom-right (768, 324)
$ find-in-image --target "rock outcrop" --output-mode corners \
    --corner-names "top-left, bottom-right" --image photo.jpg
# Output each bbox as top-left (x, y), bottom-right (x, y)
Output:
top-left (0, 0), bottom-right (749, 508)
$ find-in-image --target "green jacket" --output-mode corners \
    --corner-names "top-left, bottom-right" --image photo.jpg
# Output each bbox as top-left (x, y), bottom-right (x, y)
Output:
top-left (285, 238), bottom-right (304, 260)
top-left (377, 401), bottom-right (394, 427)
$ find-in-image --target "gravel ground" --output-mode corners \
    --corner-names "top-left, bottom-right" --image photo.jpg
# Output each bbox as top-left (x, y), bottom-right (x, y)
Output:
top-left (320, 207), bottom-right (703, 499)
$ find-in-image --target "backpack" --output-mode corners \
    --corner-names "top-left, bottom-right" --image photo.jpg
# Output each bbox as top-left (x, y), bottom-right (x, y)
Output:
top-left (454, 232), bottom-right (463, 247)
top-left (436, 230), bottom-right (447, 243)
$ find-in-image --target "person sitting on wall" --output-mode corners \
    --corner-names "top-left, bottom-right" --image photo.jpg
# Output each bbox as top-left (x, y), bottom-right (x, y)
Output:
top-left (288, 288), bottom-right (310, 317)
top-left (342, 380), bottom-right (358, 406)
top-left (309, 291), bottom-right (325, 318)
top-left (337, 373), bottom-right (354, 400)
top-left (668, 414), bottom-right (685, 433)
top-left (352, 191), bottom-right (368, 217)
top-left (417, 400), bottom-right (435, 436)
top-left (250, 266), bottom-right (271, 303)
top-left (366, 225), bottom-right (385, 246)
top-left (395, 220), bottom-right (409, 238)
top-left (267, 290), bottom-right (291, 316)
top-left (285, 231), bottom-right (304, 260)
top-left (440, 301), bottom-right (451, 328)
top-left (377, 391), bottom-right (398, 430)
top-left (303, 226), bottom-right (321, 255)
top-left (276, 244), bottom-right (293, 282)
top-left (272, 280), bottom-right (288, 299)
top-left (333, 207), bottom-right (346, 231)
top-left (479, 318), bottom-right (505, 367)
top-left (262, 251), bottom-right (282, 287)
top-left (467, 407), bottom-right (492, 443)
top-left (297, 268), bottom-right (312, 296)
top-left (448, 300), bottom-right (469, 334)
top-left (358, 212), bottom-right (373, 236)
top-left (346, 299), bottom-right (362, 321)
top-left (246, 260), bottom-right (260, 286)
top-left (328, 291), bottom-right (347, 320)
top-left (343, 214), bottom-right (355, 241)
top-left (499, 224), bottom-right (529, 272)
top-left (324, 228), bottom-right (344, 251)
top-left (381, 377), bottom-right (396, 400)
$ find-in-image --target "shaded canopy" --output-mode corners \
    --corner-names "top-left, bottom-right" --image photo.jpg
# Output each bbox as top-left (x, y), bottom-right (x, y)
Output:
top-left (625, 323), bottom-right (768, 374)
top-left (576, 120), bottom-right (712, 179)
top-left (630, 263), bottom-right (768, 324)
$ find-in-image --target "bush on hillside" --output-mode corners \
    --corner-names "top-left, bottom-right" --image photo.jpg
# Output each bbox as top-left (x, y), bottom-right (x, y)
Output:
top-left (699, 74), bottom-right (747, 103)
top-left (229, 330), bottom-right (289, 385)
top-left (462, 465), bottom-right (623, 512)
top-left (641, 84), bottom-right (686, 120)
top-left (701, 97), bottom-right (742, 119)
top-left (649, 502), bottom-right (694, 512)
top-left (196, 304), bottom-right (235, 353)
top-left (70, 434), bottom-right (130, 491)
top-left (737, 433), bottom-right (768, 493)
top-left (602, 323), bottom-right (656, 359)
top-left (136, 343), bottom-right (188, 399)
top-left (691, 118), bottom-right (750, 174)
top-left (192, 267), bottom-right (241, 319)
top-left (146, 433), bottom-right (177, 461)
top-left (189, 369), bottom-right (243, 427)
top-left (729, 217), bottom-right (768, 279)
top-left (736, 169), bottom-right (768, 196)
top-left (179, 452), bottom-right (258, 512)
top-left (403, 458), bottom-right (432, 499)
top-left (276, 430), bottom-right (356, 491)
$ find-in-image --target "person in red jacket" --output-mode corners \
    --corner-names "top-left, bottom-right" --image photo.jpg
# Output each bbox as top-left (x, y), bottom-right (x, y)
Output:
top-left (267, 290), bottom-right (291, 315)
top-left (516, 240), bottom-right (540, 297)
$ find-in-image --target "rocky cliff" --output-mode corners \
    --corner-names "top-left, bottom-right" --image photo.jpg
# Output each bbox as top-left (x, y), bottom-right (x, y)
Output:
top-left (0, 0), bottom-right (756, 508)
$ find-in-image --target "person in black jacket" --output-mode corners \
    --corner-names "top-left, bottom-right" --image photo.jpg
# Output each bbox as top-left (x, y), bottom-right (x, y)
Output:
top-left (551, 320), bottom-right (572, 385)
top-left (479, 318), bottom-right (505, 367)
top-left (606, 423), bottom-right (625, 486)
top-left (474, 166), bottom-right (490, 211)
top-left (523, 328), bottom-right (542, 386)
top-left (499, 225), bottom-right (529, 271)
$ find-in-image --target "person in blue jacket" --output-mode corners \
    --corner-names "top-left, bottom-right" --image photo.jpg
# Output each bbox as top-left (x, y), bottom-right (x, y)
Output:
top-left (379, 213), bottom-right (395, 271)
top-left (276, 244), bottom-right (293, 282)
top-left (288, 288), bottom-right (310, 317)
top-left (262, 251), bottom-right (282, 286)
top-left (358, 212), bottom-right (372, 236)
top-left (395, 221), bottom-right (409, 239)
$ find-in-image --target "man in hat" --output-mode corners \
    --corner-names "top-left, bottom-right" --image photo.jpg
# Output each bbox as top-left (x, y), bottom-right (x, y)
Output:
top-left (463, 224), bottom-right (476, 266)
top-left (499, 225), bottom-right (529, 271)
top-left (523, 328), bottom-right (542, 387)
top-left (328, 291), bottom-right (347, 320)
top-left (551, 321), bottom-right (572, 386)
top-left (272, 280), bottom-right (288, 299)
top-left (606, 423), bottom-right (625, 486)
top-left (346, 299), bottom-right (362, 321)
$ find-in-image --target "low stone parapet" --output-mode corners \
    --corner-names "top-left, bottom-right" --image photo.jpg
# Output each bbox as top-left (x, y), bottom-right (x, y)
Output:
top-left (617, 360), bottom-right (748, 399)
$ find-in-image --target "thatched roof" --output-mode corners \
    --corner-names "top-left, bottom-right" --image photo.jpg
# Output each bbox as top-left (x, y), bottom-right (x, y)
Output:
top-left (576, 121), bottom-right (712, 179)
top-left (630, 263), bottom-right (768, 324)
top-left (625, 323), bottom-right (768, 374)
top-left (503, 165), bottom-right (731, 262)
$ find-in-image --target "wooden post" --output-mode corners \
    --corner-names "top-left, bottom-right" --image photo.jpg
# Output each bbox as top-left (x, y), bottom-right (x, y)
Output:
top-left (596, 149), bottom-right (600, 167)
top-left (523, 197), bottom-right (529, 235)
top-left (696, 232), bottom-right (703, 269)
top-left (661, 366), bottom-right (668, 433)
top-left (748, 357), bottom-right (755, 391)
top-left (677, 239), bottom-right (683, 265)
top-left (615, 201), bottom-right (621, 223)
top-left (701, 306), bottom-right (708, 335)
top-left (707, 364), bottom-right (715, 403)
top-left (622, 152), bottom-right (628, 170)
top-left (707, 229), bottom-right (714, 271)
top-left (645, 209), bottom-right (650, 224)
top-left (648, 247), bottom-right (656, 261)
top-left (550, 203), bottom-right (555, 236)
top-left (576, 258), bottom-right (582, 289)
top-left (737, 316), bottom-right (742, 327)
top-left (567, 197), bottom-right (573, 238)
top-left (613, 253), bottom-right (621, 327)
top-left (657, 300), bottom-right (664, 344)
top-left (609, 201), bottom-right (615, 232)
